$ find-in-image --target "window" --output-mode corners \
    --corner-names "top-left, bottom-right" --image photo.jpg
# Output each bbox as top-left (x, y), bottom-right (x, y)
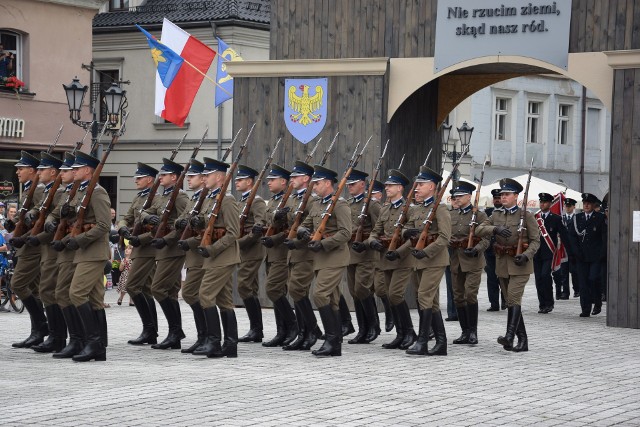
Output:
top-left (109, 0), bottom-right (129, 11)
top-left (0, 30), bottom-right (22, 83)
top-left (526, 101), bottom-right (541, 143)
top-left (494, 97), bottom-right (510, 140)
top-left (557, 104), bottom-right (572, 145)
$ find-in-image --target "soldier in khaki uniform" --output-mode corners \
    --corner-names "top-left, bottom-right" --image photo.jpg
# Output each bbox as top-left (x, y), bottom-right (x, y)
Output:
top-left (366, 170), bottom-right (416, 350)
top-left (258, 165), bottom-right (298, 347)
top-left (476, 178), bottom-right (540, 352)
top-left (140, 158), bottom-right (189, 350)
top-left (234, 165), bottom-right (267, 343)
top-left (447, 181), bottom-right (489, 346)
top-left (193, 158), bottom-right (241, 358)
top-left (401, 166), bottom-right (451, 356)
top-left (62, 152), bottom-right (111, 362)
top-left (297, 165), bottom-right (352, 357)
top-left (117, 162), bottom-right (159, 346)
top-left (7, 151), bottom-right (47, 348)
top-left (282, 161), bottom-right (322, 351)
top-left (347, 169), bottom-right (381, 344)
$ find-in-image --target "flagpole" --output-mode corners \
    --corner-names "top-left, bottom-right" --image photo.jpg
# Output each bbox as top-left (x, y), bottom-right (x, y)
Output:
top-left (180, 57), bottom-right (233, 98)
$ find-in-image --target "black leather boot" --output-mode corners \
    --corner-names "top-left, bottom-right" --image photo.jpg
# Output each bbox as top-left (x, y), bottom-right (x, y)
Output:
top-left (498, 305), bottom-right (521, 351)
top-left (277, 296), bottom-right (299, 346)
top-left (209, 309), bottom-right (238, 358)
top-left (72, 303), bottom-right (106, 362)
top-left (427, 310), bottom-right (447, 356)
top-left (467, 303), bottom-right (479, 345)
top-left (312, 305), bottom-right (341, 357)
top-left (452, 305), bottom-right (469, 344)
top-left (12, 295), bottom-right (48, 348)
top-left (348, 299), bottom-right (368, 344)
top-left (406, 308), bottom-right (432, 355)
top-left (128, 293), bottom-right (158, 345)
top-left (238, 296), bottom-right (264, 343)
top-left (262, 302), bottom-right (286, 347)
top-left (339, 295), bottom-right (355, 337)
top-left (193, 306), bottom-right (222, 356)
top-left (96, 308), bottom-right (108, 347)
top-left (398, 302), bottom-right (417, 350)
top-left (53, 305), bottom-right (85, 359)
top-left (380, 296), bottom-right (394, 332)
top-left (33, 304), bottom-right (67, 353)
top-left (382, 305), bottom-right (403, 349)
top-left (283, 301), bottom-right (306, 350)
top-left (182, 302), bottom-right (207, 353)
top-left (145, 293), bottom-right (159, 331)
top-left (362, 296), bottom-right (381, 343)
top-left (512, 313), bottom-right (528, 352)
top-left (151, 298), bottom-right (185, 350)
top-left (299, 297), bottom-right (321, 351)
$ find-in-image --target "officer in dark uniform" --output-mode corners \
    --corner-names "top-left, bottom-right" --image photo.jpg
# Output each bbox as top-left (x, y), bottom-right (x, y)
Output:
top-left (484, 188), bottom-right (504, 311)
top-left (560, 197), bottom-right (579, 298)
top-left (533, 193), bottom-right (568, 314)
top-left (567, 193), bottom-right (607, 317)
top-left (369, 180), bottom-right (393, 331)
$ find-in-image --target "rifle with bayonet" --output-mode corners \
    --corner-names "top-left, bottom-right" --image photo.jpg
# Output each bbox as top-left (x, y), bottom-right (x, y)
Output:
top-left (354, 139), bottom-right (389, 243)
top-left (310, 135), bottom-right (371, 242)
top-left (516, 158), bottom-right (535, 255)
top-left (153, 128), bottom-right (208, 239)
top-left (467, 159), bottom-right (488, 249)
top-left (387, 149), bottom-right (432, 251)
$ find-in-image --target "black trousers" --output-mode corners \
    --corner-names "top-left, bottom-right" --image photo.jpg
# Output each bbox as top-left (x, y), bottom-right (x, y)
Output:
top-left (577, 260), bottom-right (601, 314)
top-left (533, 257), bottom-right (554, 309)
top-left (484, 251), bottom-right (500, 308)
top-left (568, 257), bottom-right (579, 293)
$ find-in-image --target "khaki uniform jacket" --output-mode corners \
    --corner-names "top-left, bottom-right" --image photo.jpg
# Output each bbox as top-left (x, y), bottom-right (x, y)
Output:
top-left (405, 202), bottom-right (451, 269)
top-left (349, 195), bottom-right (381, 264)
top-left (173, 188), bottom-right (206, 269)
top-left (450, 207), bottom-right (489, 273)
top-left (301, 195), bottom-right (352, 270)
top-left (237, 193), bottom-right (267, 262)
top-left (46, 184), bottom-right (76, 263)
top-left (287, 190), bottom-right (316, 263)
top-left (475, 208), bottom-right (541, 277)
top-left (35, 185), bottom-right (66, 262)
top-left (141, 187), bottom-right (188, 260)
top-left (17, 181), bottom-right (45, 258)
top-left (264, 193), bottom-right (290, 263)
top-left (117, 188), bottom-right (156, 259)
top-left (201, 192), bottom-right (241, 268)
top-left (365, 200), bottom-right (414, 270)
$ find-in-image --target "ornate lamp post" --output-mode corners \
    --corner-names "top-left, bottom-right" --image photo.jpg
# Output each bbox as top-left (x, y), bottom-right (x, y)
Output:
top-left (442, 121), bottom-right (473, 181)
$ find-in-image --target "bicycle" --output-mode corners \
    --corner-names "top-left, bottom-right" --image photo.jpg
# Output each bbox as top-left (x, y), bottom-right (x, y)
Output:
top-left (1, 251), bottom-right (24, 313)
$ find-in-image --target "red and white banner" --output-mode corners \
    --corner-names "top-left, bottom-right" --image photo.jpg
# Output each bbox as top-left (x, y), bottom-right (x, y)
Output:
top-left (549, 192), bottom-right (567, 271)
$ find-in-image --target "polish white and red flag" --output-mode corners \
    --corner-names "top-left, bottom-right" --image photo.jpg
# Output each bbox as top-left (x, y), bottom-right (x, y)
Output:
top-left (156, 18), bottom-right (216, 126)
top-left (549, 192), bottom-right (568, 271)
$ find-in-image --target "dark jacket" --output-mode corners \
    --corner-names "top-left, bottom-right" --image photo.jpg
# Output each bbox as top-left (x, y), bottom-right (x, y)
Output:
top-left (534, 212), bottom-right (569, 261)
top-left (567, 211), bottom-right (607, 263)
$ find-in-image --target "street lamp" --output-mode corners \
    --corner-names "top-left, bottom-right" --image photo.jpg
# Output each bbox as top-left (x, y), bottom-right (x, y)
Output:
top-left (441, 121), bottom-right (473, 181)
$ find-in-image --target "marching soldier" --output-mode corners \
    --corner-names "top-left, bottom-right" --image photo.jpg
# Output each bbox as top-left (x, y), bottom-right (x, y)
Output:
top-left (347, 169), bottom-right (381, 344)
top-left (193, 158), bottom-right (241, 358)
top-left (484, 188), bottom-right (505, 311)
top-left (235, 164), bottom-right (267, 343)
top-left (118, 162), bottom-right (160, 346)
top-left (365, 169), bottom-right (416, 350)
top-left (402, 166), bottom-right (451, 356)
top-left (475, 178), bottom-right (540, 352)
top-left (297, 165), bottom-right (352, 357)
top-left (561, 198), bottom-right (579, 298)
top-left (141, 158), bottom-right (188, 350)
top-left (567, 193), bottom-right (607, 317)
top-left (259, 165), bottom-right (298, 347)
top-left (7, 151), bottom-right (47, 348)
top-left (448, 181), bottom-right (489, 346)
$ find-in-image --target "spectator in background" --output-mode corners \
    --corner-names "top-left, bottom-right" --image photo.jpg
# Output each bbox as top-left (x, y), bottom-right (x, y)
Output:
top-left (116, 245), bottom-right (133, 306)
top-left (0, 44), bottom-right (15, 79)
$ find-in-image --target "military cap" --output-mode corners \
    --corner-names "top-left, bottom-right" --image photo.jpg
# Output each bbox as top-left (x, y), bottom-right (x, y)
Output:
top-left (37, 152), bottom-right (63, 169)
top-left (346, 169), bottom-right (369, 185)
top-left (384, 169), bottom-right (410, 187)
top-left (235, 164), bottom-right (259, 180)
top-left (185, 159), bottom-right (204, 176)
top-left (60, 152), bottom-right (76, 170)
top-left (289, 161), bottom-right (314, 177)
top-left (490, 188), bottom-right (502, 197)
top-left (499, 178), bottom-right (523, 194)
top-left (72, 151), bottom-right (100, 169)
top-left (202, 157), bottom-right (229, 174)
top-left (372, 180), bottom-right (384, 193)
top-left (266, 164), bottom-right (290, 180)
top-left (564, 197), bottom-right (577, 206)
top-left (538, 192), bottom-right (554, 202)
top-left (311, 165), bottom-right (338, 182)
top-left (14, 151), bottom-right (40, 168)
top-left (582, 193), bottom-right (601, 204)
top-left (415, 166), bottom-right (443, 184)
top-left (133, 162), bottom-right (159, 178)
top-left (158, 158), bottom-right (183, 175)
top-left (450, 181), bottom-right (477, 196)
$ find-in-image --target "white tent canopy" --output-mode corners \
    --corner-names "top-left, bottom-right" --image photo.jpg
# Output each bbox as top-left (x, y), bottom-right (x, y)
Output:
top-left (477, 175), bottom-right (583, 210)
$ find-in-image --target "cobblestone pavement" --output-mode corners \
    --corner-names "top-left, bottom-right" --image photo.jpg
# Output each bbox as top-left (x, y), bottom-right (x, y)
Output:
top-left (2, 276), bottom-right (639, 427)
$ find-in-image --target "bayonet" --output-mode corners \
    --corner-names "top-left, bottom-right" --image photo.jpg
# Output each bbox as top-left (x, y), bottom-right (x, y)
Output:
top-left (397, 153), bottom-right (406, 169)
top-left (47, 124), bottom-right (64, 153)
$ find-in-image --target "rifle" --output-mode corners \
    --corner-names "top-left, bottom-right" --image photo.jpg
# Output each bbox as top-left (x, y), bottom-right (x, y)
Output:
top-left (466, 159), bottom-right (487, 249)
top-left (516, 158), bottom-right (535, 255)
top-left (285, 134), bottom-right (337, 239)
top-left (310, 136), bottom-right (371, 242)
top-left (154, 128), bottom-right (208, 239)
top-left (30, 125), bottom-right (92, 236)
top-left (197, 123), bottom-right (254, 252)
top-left (414, 146), bottom-right (468, 250)
top-left (178, 128), bottom-right (243, 242)
top-left (70, 112), bottom-right (130, 237)
top-left (131, 132), bottom-right (187, 236)
top-left (12, 124), bottom-right (63, 239)
top-left (388, 148), bottom-right (432, 251)
top-left (354, 139), bottom-right (389, 243)
top-left (239, 138), bottom-right (281, 236)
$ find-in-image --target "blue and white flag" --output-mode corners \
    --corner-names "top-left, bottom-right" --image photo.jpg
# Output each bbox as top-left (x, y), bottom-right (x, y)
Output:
top-left (215, 37), bottom-right (242, 107)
